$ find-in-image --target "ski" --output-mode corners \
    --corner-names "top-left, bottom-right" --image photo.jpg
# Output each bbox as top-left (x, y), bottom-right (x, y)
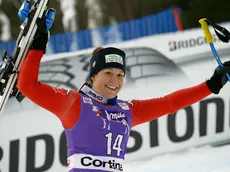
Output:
top-left (0, 0), bottom-right (55, 116)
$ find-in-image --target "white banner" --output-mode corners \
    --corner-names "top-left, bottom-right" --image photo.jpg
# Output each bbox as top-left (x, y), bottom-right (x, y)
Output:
top-left (0, 23), bottom-right (230, 172)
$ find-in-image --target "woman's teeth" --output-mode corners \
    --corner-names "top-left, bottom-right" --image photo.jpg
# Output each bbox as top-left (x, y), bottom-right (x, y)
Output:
top-left (106, 85), bottom-right (117, 90)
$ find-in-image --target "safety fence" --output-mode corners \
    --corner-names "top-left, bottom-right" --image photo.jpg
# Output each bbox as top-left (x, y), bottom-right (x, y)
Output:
top-left (0, 8), bottom-right (182, 56)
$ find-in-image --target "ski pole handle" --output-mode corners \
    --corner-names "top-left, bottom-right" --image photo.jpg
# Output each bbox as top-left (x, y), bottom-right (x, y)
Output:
top-left (199, 18), bottom-right (213, 44)
top-left (199, 18), bottom-right (230, 81)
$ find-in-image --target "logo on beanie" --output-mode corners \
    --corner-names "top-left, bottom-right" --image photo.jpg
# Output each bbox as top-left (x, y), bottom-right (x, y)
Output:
top-left (105, 54), bottom-right (123, 65)
top-left (92, 60), bottom-right (96, 67)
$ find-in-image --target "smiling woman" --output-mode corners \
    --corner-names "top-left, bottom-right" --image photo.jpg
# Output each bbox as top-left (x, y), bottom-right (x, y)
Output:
top-left (16, 17), bottom-right (230, 172)
top-left (91, 68), bottom-right (124, 99)
top-left (89, 47), bottom-right (126, 99)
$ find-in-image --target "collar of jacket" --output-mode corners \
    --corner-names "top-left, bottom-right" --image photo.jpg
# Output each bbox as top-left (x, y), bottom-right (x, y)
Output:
top-left (79, 83), bottom-right (117, 105)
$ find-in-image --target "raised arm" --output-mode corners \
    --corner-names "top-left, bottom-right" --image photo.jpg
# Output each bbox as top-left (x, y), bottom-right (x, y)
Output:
top-left (17, 50), bottom-right (79, 120)
top-left (130, 61), bottom-right (230, 126)
top-left (17, 18), bottom-right (80, 123)
top-left (130, 82), bottom-right (211, 127)
top-left (130, 60), bottom-right (230, 127)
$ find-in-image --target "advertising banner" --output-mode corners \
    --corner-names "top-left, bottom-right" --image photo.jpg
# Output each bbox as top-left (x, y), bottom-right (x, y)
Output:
top-left (0, 24), bottom-right (230, 172)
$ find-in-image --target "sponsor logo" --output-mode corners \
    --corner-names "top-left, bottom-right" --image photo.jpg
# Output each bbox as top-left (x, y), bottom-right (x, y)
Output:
top-left (92, 60), bottom-right (96, 67)
top-left (105, 54), bottom-right (123, 64)
top-left (168, 35), bottom-right (221, 51)
top-left (66, 90), bottom-right (71, 94)
top-left (67, 159), bottom-right (70, 166)
top-left (52, 87), bottom-right (70, 95)
top-left (88, 90), bottom-right (103, 101)
top-left (117, 103), bottom-right (129, 110)
top-left (81, 156), bottom-right (123, 171)
top-left (92, 106), bottom-right (99, 112)
top-left (127, 100), bottom-right (134, 106)
top-left (109, 112), bottom-right (126, 120)
top-left (83, 97), bottom-right (93, 105)
top-left (97, 110), bottom-right (130, 134)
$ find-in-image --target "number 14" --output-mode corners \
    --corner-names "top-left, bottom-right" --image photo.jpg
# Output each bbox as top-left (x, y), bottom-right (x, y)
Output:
top-left (105, 132), bottom-right (123, 156)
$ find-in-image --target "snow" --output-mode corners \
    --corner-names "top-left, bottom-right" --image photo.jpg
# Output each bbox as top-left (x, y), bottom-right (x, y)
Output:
top-left (124, 144), bottom-right (230, 172)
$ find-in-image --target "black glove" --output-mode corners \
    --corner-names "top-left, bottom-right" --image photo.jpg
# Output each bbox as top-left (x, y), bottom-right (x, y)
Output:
top-left (30, 18), bottom-right (49, 52)
top-left (206, 61), bottom-right (230, 94)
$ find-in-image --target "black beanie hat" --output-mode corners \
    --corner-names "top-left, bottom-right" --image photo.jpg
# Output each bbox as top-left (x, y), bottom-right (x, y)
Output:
top-left (89, 47), bottom-right (126, 78)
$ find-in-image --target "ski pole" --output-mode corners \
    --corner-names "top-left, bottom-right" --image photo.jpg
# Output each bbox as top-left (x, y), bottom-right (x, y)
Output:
top-left (199, 18), bottom-right (230, 81)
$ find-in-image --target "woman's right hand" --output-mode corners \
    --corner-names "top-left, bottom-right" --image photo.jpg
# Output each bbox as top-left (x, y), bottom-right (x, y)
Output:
top-left (29, 18), bottom-right (49, 52)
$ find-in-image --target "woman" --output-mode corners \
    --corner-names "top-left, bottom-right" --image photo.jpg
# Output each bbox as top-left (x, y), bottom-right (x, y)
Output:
top-left (17, 19), bottom-right (230, 172)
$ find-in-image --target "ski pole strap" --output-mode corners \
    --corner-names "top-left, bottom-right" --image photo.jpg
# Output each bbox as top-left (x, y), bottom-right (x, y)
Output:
top-left (205, 19), bottom-right (230, 43)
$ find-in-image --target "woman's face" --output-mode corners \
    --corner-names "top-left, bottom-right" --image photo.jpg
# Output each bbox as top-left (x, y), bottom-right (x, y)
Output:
top-left (91, 68), bottom-right (125, 99)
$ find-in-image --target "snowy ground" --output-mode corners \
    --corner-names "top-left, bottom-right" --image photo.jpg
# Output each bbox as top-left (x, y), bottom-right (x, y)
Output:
top-left (124, 144), bottom-right (230, 172)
